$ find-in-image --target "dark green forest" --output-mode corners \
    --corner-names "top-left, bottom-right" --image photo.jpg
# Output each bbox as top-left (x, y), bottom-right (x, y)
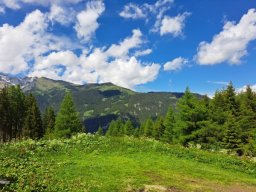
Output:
top-left (0, 83), bottom-right (255, 156)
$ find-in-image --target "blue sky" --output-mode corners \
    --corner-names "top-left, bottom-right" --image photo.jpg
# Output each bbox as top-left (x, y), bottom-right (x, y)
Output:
top-left (0, 0), bottom-right (255, 95)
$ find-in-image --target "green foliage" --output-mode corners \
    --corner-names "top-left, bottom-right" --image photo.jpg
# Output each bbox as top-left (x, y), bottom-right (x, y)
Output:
top-left (96, 126), bottom-right (104, 136)
top-left (143, 118), bottom-right (154, 137)
top-left (22, 93), bottom-right (43, 139)
top-left (54, 92), bottom-right (83, 138)
top-left (152, 116), bottom-right (165, 140)
top-left (174, 87), bottom-right (207, 145)
top-left (43, 106), bottom-right (56, 139)
top-left (223, 114), bottom-right (243, 155)
top-left (124, 119), bottom-right (134, 136)
top-left (162, 107), bottom-right (175, 143)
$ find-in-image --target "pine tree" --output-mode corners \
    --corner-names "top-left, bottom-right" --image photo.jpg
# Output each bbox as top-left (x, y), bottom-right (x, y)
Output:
top-left (237, 86), bottom-right (256, 155)
top-left (223, 114), bottom-right (243, 155)
top-left (162, 107), bottom-right (175, 143)
top-left (225, 82), bottom-right (239, 116)
top-left (115, 118), bottom-right (124, 136)
top-left (0, 87), bottom-right (11, 142)
top-left (124, 119), bottom-right (134, 136)
top-left (54, 92), bottom-right (82, 138)
top-left (174, 87), bottom-right (208, 145)
top-left (23, 94), bottom-right (43, 139)
top-left (8, 86), bottom-right (26, 140)
top-left (43, 106), bottom-right (56, 138)
top-left (106, 120), bottom-right (116, 136)
top-left (153, 116), bottom-right (165, 140)
top-left (144, 118), bottom-right (154, 137)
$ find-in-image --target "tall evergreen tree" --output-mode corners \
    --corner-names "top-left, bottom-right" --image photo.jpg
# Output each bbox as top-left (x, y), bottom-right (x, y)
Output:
top-left (106, 120), bottom-right (116, 136)
top-left (54, 92), bottom-right (82, 138)
top-left (8, 86), bottom-right (26, 139)
top-left (224, 82), bottom-right (239, 116)
top-left (23, 94), bottom-right (43, 139)
top-left (143, 118), bottom-right (154, 137)
top-left (237, 86), bottom-right (256, 155)
top-left (152, 116), bottom-right (165, 140)
top-left (174, 87), bottom-right (208, 145)
top-left (124, 119), bottom-right (134, 136)
top-left (223, 114), bottom-right (243, 155)
top-left (43, 106), bottom-right (56, 138)
top-left (162, 107), bottom-right (175, 143)
top-left (0, 87), bottom-right (11, 142)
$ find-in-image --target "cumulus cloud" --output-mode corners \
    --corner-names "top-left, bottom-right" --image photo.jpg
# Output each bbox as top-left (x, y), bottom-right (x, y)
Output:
top-left (0, 0), bottom-right (84, 26)
top-left (163, 57), bottom-right (188, 71)
top-left (0, 10), bottom-right (76, 74)
top-left (0, 0), bottom-right (83, 10)
top-left (119, 0), bottom-right (190, 37)
top-left (119, 3), bottom-right (146, 19)
top-left (237, 84), bottom-right (256, 93)
top-left (29, 29), bottom-right (161, 89)
top-left (48, 4), bottom-right (75, 26)
top-left (74, 0), bottom-right (105, 42)
top-left (134, 49), bottom-right (152, 57)
top-left (160, 12), bottom-right (190, 36)
top-left (196, 9), bottom-right (256, 65)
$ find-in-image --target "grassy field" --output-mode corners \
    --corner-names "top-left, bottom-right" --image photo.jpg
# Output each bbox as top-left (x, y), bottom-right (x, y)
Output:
top-left (0, 134), bottom-right (256, 192)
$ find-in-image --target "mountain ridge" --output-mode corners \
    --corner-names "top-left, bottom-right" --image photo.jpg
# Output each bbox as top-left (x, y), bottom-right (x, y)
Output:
top-left (0, 74), bottom-right (186, 132)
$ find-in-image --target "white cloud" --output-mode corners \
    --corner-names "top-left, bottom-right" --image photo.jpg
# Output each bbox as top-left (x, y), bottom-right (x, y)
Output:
top-left (196, 9), bottom-right (256, 65)
top-left (134, 49), bottom-right (152, 57)
top-left (0, 0), bottom-right (84, 10)
top-left (107, 29), bottom-right (142, 57)
top-left (119, 0), bottom-right (190, 37)
top-left (0, 0), bottom-right (83, 26)
top-left (163, 57), bottom-right (188, 71)
top-left (237, 84), bottom-right (256, 93)
top-left (160, 12), bottom-right (190, 36)
top-left (29, 29), bottom-right (161, 89)
top-left (0, 6), bottom-right (5, 13)
top-left (74, 0), bottom-right (105, 42)
top-left (48, 4), bottom-right (75, 26)
top-left (119, 3), bottom-right (146, 19)
top-left (0, 10), bottom-right (75, 74)
top-left (207, 81), bottom-right (229, 86)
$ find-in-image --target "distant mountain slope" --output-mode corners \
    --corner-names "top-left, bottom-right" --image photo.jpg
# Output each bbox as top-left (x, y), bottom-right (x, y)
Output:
top-left (0, 75), bottom-right (184, 132)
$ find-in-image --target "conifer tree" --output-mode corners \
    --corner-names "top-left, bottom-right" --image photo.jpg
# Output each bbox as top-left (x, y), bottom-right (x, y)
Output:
top-left (223, 114), bottom-right (243, 155)
top-left (153, 116), bottom-right (165, 140)
top-left (0, 87), bottom-right (11, 142)
top-left (144, 118), bottom-right (154, 137)
top-left (162, 107), bottom-right (175, 143)
top-left (225, 82), bottom-right (239, 116)
top-left (124, 119), bottom-right (134, 136)
top-left (8, 86), bottom-right (26, 139)
top-left (23, 94), bottom-right (43, 139)
top-left (174, 87), bottom-right (208, 145)
top-left (54, 92), bottom-right (82, 138)
top-left (43, 106), bottom-right (56, 138)
top-left (237, 86), bottom-right (256, 154)
top-left (106, 120), bottom-right (116, 136)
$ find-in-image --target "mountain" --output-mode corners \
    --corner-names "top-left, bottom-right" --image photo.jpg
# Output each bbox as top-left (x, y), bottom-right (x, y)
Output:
top-left (0, 74), bottom-right (35, 91)
top-left (0, 74), bottom-right (185, 132)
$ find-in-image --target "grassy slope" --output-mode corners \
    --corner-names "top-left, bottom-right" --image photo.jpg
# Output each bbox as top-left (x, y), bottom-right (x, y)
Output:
top-left (0, 135), bottom-right (256, 192)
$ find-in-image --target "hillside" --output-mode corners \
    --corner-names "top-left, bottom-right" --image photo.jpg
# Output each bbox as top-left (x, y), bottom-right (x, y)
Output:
top-left (0, 134), bottom-right (256, 192)
top-left (0, 75), bottom-right (185, 132)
